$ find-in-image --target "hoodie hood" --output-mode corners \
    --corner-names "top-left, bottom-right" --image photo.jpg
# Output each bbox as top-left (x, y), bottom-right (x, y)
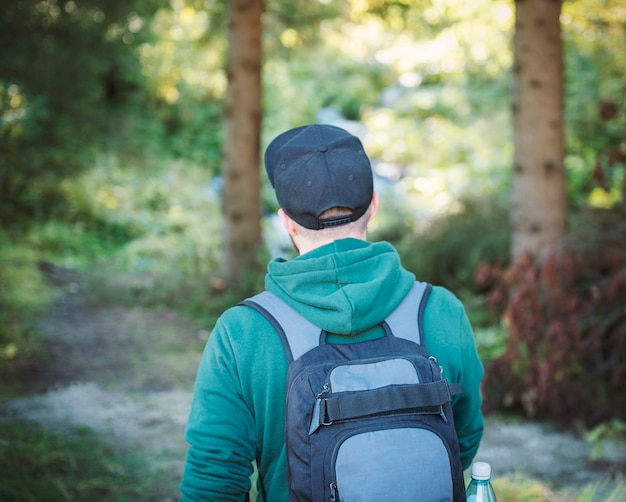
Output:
top-left (265, 238), bottom-right (415, 336)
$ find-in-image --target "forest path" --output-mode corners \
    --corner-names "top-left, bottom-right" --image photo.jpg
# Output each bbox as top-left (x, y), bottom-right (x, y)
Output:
top-left (1, 269), bottom-right (625, 500)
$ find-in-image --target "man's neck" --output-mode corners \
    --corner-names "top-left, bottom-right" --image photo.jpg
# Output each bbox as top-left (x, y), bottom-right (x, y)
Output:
top-left (296, 233), bottom-right (367, 256)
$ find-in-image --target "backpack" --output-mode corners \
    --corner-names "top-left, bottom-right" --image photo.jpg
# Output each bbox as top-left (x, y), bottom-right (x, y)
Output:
top-left (241, 281), bottom-right (466, 502)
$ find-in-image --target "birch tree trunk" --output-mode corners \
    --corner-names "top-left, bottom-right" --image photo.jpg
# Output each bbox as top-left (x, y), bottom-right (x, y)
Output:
top-left (222, 0), bottom-right (264, 284)
top-left (511, 0), bottom-right (568, 259)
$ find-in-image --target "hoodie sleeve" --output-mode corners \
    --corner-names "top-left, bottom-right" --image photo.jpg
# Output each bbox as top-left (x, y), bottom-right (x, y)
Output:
top-left (180, 316), bottom-right (256, 501)
top-left (423, 286), bottom-right (484, 471)
top-left (451, 307), bottom-right (484, 470)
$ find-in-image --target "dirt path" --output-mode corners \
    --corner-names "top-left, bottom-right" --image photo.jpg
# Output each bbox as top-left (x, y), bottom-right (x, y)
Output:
top-left (0, 275), bottom-right (205, 497)
top-left (1, 275), bottom-right (625, 500)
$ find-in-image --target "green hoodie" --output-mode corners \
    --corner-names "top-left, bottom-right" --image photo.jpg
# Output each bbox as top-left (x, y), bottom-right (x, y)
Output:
top-left (180, 239), bottom-right (484, 501)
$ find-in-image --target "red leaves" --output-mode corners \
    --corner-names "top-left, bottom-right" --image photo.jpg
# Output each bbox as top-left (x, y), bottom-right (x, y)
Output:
top-left (481, 241), bottom-right (626, 425)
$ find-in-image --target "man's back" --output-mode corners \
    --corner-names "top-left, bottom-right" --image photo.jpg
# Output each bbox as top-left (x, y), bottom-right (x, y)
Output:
top-left (180, 238), bottom-right (484, 501)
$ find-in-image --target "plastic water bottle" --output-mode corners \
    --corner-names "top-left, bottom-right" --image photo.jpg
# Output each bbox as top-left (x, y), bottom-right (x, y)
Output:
top-left (466, 461), bottom-right (497, 502)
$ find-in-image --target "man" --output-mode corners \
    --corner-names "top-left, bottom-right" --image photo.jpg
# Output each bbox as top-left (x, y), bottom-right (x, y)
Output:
top-left (180, 124), bottom-right (484, 501)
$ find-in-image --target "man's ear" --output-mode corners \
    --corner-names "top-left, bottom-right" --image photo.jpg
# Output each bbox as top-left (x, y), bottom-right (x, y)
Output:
top-left (278, 208), bottom-right (298, 236)
top-left (367, 191), bottom-right (379, 222)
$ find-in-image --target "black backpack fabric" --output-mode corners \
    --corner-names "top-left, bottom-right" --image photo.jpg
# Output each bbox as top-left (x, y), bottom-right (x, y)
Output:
top-left (241, 281), bottom-right (466, 502)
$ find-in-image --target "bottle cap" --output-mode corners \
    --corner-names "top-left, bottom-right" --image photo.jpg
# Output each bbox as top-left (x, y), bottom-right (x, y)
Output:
top-left (471, 461), bottom-right (491, 480)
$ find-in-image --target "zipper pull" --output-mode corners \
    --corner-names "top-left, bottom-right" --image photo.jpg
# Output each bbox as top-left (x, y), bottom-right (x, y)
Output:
top-left (318, 383), bottom-right (330, 397)
top-left (429, 355), bottom-right (444, 375)
top-left (329, 482), bottom-right (338, 501)
top-left (319, 384), bottom-right (333, 426)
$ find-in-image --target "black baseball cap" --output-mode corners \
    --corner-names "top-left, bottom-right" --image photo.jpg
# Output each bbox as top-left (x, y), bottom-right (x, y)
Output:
top-left (264, 124), bottom-right (374, 230)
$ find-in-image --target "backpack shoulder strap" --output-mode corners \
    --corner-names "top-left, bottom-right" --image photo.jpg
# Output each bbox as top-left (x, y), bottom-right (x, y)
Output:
top-left (384, 281), bottom-right (432, 346)
top-left (387, 282), bottom-right (463, 397)
top-left (240, 292), bottom-right (322, 363)
top-left (240, 281), bottom-right (432, 362)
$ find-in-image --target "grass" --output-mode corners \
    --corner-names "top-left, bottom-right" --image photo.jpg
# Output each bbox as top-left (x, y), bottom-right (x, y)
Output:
top-left (491, 475), bottom-right (626, 502)
top-left (0, 420), bottom-right (178, 502)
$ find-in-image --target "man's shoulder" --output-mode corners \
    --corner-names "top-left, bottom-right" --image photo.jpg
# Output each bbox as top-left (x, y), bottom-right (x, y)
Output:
top-left (426, 284), bottom-right (465, 311)
top-left (218, 298), bottom-right (278, 330)
top-left (210, 300), bottom-right (288, 365)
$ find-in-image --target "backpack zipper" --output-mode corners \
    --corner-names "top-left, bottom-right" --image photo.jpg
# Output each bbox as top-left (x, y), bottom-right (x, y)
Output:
top-left (329, 481), bottom-right (338, 501)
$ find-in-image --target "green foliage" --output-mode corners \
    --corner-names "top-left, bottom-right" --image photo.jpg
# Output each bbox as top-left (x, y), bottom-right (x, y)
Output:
top-left (139, 1), bottom-right (227, 172)
top-left (161, 93), bottom-right (224, 167)
top-left (266, 0), bottom-right (347, 51)
top-left (0, 420), bottom-right (173, 501)
top-left (482, 209), bottom-right (626, 423)
top-left (0, 236), bottom-right (52, 363)
top-left (27, 220), bottom-right (141, 266)
top-left (59, 154), bottom-right (266, 325)
top-left (585, 419), bottom-right (626, 461)
top-left (490, 473), bottom-right (626, 502)
top-left (471, 323), bottom-right (509, 363)
top-left (562, 2), bottom-right (626, 209)
top-left (0, 147), bottom-right (224, 375)
top-left (394, 197), bottom-right (510, 294)
top-left (573, 481), bottom-right (626, 502)
top-left (0, 0), bottom-right (166, 228)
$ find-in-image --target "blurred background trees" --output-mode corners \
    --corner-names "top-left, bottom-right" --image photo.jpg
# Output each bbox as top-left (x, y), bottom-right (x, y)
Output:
top-left (221, 0), bottom-right (263, 283)
top-left (511, 0), bottom-right (568, 260)
top-left (1, 0), bottom-right (625, 425)
top-left (0, 0), bottom-right (167, 228)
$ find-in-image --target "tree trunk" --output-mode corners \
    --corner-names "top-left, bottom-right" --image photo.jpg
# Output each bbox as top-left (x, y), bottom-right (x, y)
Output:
top-left (222, 0), bottom-right (264, 284)
top-left (511, 0), bottom-right (568, 259)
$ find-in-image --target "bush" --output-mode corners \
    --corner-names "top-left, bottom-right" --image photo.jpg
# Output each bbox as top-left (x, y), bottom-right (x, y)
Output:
top-left (0, 236), bottom-right (56, 398)
top-left (394, 197), bottom-right (510, 294)
top-left (0, 237), bottom-right (52, 355)
top-left (481, 211), bottom-right (626, 424)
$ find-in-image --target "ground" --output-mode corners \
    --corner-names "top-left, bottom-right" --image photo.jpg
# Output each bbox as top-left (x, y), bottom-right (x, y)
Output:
top-left (1, 272), bottom-right (625, 500)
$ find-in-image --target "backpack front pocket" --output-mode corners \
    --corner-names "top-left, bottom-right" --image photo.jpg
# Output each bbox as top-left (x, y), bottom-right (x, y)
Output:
top-left (329, 424), bottom-right (454, 502)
